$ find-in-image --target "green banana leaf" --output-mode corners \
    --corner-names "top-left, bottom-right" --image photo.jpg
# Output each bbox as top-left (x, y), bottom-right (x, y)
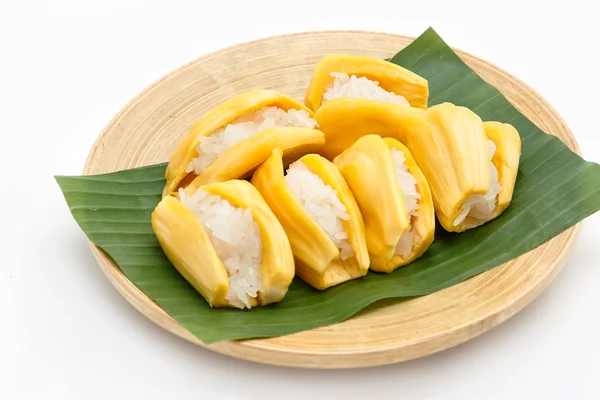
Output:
top-left (55, 27), bottom-right (600, 344)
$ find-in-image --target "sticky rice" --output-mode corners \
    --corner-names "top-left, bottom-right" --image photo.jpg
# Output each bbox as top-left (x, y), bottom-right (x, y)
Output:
top-left (284, 161), bottom-right (354, 260)
top-left (178, 188), bottom-right (263, 309)
top-left (391, 148), bottom-right (421, 259)
top-left (322, 72), bottom-right (410, 106)
top-left (186, 106), bottom-right (317, 175)
top-left (453, 140), bottom-right (502, 227)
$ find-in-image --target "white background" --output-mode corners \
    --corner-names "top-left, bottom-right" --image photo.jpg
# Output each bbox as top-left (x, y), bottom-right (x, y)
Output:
top-left (2, 1), bottom-right (599, 399)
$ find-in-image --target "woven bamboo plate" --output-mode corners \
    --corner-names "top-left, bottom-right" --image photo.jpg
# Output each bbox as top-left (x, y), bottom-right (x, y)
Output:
top-left (85, 31), bottom-right (580, 369)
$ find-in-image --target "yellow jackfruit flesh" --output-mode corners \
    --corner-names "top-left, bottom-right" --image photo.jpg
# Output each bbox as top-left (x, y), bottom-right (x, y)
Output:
top-left (152, 179), bottom-right (295, 308)
top-left (482, 121), bottom-right (522, 219)
top-left (333, 135), bottom-right (435, 272)
top-left (305, 54), bottom-right (429, 112)
top-left (313, 98), bottom-right (423, 159)
top-left (398, 103), bottom-right (521, 232)
top-left (251, 148), bottom-right (370, 290)
top-left (162, 90), bottom-right (325, 197)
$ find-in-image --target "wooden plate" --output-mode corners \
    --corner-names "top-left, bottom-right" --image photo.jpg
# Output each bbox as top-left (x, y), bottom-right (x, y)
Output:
top-left (84, 31), bottom-right (580, 369)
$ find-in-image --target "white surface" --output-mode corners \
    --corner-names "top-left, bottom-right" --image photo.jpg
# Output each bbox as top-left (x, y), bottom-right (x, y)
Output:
top-left (2, 0), bottom-right (599, 399)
